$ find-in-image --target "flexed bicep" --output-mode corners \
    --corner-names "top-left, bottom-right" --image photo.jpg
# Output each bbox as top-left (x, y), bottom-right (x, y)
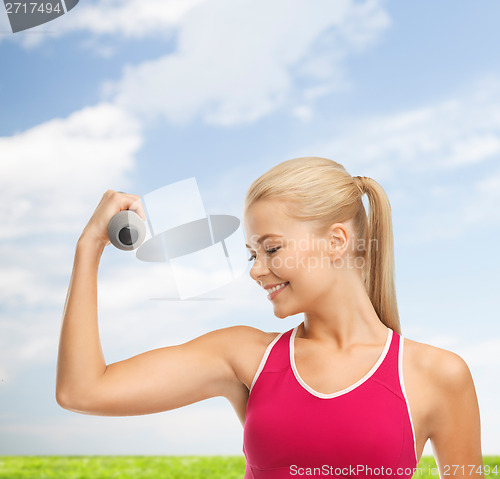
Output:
top-left (57, 326), bottom-right (242, 417)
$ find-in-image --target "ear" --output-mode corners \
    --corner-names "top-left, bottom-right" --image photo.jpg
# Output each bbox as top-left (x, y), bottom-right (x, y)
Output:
top-left (328, 223), bottom-right (349, 256)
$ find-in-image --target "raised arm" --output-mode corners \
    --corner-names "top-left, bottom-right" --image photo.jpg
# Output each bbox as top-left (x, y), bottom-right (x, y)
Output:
top-left (55, 190), bottom-right (244, 417)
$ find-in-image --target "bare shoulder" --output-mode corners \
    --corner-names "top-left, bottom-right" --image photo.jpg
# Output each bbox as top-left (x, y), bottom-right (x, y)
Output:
top-left (209, 325), bottom-right (281, 390)
top-left (402, 336), bottom-right (475, 435)
top-left (403, 336), bottom-right (482, 461)
top-left (403, 336), bottom-right (472, 387)
top-left (171, 325), bottom-right (279, 380)
top-left (215, 324), bottom-right (281, 354)
top-left (211, 324), bottom-right (278, 341)
top-left (207, 324), bottom-right (280, 351)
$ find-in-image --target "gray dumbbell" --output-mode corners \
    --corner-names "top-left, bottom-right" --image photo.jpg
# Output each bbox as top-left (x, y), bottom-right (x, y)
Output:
top-left (107, 210), bottom-right (146, 251)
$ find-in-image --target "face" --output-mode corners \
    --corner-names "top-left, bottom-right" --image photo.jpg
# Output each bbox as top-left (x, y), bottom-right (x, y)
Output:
top-left (244, 199), bottom-right (351, 318)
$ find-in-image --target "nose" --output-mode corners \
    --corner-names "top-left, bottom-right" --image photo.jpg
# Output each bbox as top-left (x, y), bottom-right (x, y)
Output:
top-left (249, 256), bottom-right (270, 285)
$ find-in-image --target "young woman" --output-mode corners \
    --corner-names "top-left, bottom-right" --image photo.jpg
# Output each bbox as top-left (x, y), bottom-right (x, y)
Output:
top-left (56, 157), bottom-right (484, 478)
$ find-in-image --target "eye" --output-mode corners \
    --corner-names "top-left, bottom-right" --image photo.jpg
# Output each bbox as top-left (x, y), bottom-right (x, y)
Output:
top-left (248, 246), bottom-right (281, 262)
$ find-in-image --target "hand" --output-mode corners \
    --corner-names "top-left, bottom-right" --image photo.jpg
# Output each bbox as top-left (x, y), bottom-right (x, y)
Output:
top-left (79, 190), bottom-right (147, 248)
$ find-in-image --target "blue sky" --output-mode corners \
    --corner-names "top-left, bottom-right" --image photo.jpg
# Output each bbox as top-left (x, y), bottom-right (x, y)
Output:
top-left (1, 0), bottom-right (499, 458)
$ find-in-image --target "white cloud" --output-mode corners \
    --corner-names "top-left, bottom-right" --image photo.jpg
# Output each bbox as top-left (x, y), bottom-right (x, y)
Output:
top-left (66, 0), bottom-right (206, 37)
top-left (2, 0), bottom-right (390, 126)
top-left (301, 79), bottom-right (500, 178)
top-left (291, 105), bottom-right (314, 123)
top-left (0, 102), bottom-right (142, 240)
top-left (1, 0), bottom-right (207, 48)
top-left (0, 312), bottom-right (62, 383)
top-left (106, 0), bottom-right (390, 126)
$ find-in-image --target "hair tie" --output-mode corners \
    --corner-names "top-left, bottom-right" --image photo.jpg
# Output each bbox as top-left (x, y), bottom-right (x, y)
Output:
top-left (353, 176), bottom-right (368, 196)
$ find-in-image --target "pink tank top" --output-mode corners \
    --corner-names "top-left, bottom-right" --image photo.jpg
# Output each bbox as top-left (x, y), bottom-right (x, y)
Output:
top-left (242, 326), bottom-right (418, 478)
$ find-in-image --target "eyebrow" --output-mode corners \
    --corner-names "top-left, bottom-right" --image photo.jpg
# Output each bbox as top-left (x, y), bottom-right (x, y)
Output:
top-left (245, 234), bottom-right (283, 249)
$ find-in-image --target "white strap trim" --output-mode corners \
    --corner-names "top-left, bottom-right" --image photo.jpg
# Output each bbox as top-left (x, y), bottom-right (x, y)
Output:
top-left (249, 331), bottom-right (286, 392)
top-left (290, 327), bottom-right (393, 399)
top-left (398, 334), bottom-right (418, 465)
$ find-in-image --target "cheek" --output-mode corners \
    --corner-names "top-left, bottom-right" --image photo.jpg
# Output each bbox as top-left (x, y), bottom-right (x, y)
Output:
top-left (269, 247), bottom-right (331, 281)
top-left (268, 251), bottom-right (296, 274)
top-left (295, 248), bottom-right (331, 276)
top-left (283, 251), bottom-right (306, 277)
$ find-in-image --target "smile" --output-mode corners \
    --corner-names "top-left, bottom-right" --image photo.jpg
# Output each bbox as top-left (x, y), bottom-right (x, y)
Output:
top-left (267, 282), bottom-right (289, 300)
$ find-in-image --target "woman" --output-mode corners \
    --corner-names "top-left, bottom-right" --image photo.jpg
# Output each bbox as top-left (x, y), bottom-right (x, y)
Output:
top-left (56, 157), bottom-right (484, 478)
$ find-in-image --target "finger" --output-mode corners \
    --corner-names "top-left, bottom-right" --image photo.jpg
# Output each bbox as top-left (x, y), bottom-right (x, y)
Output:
top-left (128, 196), bottom-right (147, 222)
top-left (113, 192), bottom-right (147, 222)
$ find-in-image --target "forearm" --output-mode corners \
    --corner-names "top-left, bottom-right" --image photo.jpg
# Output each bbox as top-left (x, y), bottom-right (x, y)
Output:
top-left (56, 236), bottom-right (107, 407)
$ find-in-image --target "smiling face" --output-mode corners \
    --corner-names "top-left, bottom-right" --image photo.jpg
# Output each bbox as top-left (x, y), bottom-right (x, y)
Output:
top-left (244, 199), bottom-right (354, 318)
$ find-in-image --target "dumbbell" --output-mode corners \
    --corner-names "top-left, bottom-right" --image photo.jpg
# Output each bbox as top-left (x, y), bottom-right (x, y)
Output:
top-left (107, 210), bottom-right (146, 251)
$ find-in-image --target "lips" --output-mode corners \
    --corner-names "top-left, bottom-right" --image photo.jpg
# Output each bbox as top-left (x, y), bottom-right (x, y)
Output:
top-left (264, 281), bottom-right (289, 290)
top-left (267, 282), bottom-right (289, 300)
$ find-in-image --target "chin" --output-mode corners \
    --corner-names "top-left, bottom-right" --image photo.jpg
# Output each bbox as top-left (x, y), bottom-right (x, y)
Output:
top-left (273, 304), bottom-right (301, 320)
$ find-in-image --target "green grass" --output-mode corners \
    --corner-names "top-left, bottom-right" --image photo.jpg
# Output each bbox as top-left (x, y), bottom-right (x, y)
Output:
top-left (0, 456), bottom-right (246, 479)
top-left (0, 456), bottom-right (498, 478)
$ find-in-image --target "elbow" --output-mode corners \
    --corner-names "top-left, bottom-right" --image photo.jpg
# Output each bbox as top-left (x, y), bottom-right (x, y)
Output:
top-left (55, 386), bottom-right (106, 415)
top-left (55, 387), bottom-right (88, 413)
top-left (55, 388), bottom-right (74, 410)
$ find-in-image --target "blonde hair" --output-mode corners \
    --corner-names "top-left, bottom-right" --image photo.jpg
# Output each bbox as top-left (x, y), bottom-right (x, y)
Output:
top-left (243, 156), bottom-right (401, 335)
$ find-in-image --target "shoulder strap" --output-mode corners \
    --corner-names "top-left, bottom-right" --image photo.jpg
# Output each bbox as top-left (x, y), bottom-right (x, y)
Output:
top-left (371, 329), bottom-right (405, 400)
top-left (249, 328), bottom-right (293, 392)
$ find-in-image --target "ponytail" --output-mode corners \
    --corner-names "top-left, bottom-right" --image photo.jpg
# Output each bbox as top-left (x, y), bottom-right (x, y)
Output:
top-left (354, 176), bottom-right (401, 334)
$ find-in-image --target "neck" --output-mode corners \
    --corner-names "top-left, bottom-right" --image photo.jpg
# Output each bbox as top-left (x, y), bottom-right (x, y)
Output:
top-left (299, 269), bottom-right (388, 350)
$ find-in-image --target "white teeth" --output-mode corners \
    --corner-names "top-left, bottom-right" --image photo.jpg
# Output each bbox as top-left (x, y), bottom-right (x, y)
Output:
top-left (269, 282), bottom-right (287, 293)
